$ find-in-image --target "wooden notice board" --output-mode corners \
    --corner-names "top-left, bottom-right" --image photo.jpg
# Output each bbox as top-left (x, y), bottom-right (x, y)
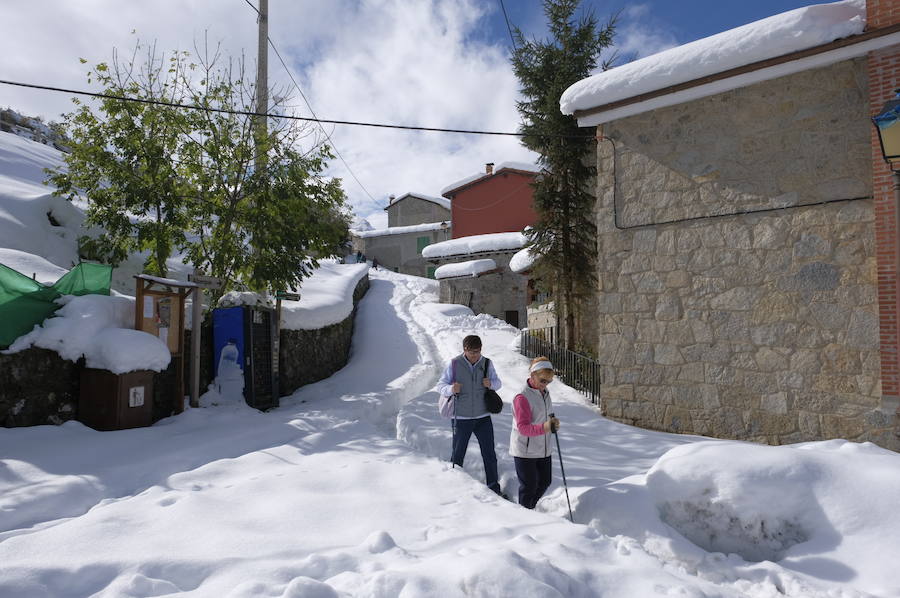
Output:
top-left (134, 275), bottom-right (197, 414)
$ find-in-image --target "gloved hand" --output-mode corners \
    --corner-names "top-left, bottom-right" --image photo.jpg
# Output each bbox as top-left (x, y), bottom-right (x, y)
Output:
top-left (543, 417), bottom-right (560, 434)
top-left (452, 382), bottom-right (461, 394)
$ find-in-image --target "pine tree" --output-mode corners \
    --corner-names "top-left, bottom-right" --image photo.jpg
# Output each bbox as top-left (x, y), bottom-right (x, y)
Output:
top-left (511, 0), bottom-right (614, 350)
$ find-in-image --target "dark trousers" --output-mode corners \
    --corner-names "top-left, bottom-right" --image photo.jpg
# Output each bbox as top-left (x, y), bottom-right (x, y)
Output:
top-left (514, 456), bottom-right (552, 509)
top-left (451, 416), bottom-right (499, 492)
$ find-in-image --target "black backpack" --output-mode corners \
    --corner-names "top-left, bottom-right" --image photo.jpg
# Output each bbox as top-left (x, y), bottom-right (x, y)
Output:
top-left (482, 357), bottom-right (503, 414)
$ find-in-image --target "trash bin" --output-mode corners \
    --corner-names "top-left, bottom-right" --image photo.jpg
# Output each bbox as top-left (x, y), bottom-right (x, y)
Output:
top-left (78, 368), bottom-right (155, 431)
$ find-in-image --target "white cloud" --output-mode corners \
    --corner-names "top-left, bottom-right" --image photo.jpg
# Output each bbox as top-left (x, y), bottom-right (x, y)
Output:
top-left (0, 0), bottom-right (538, 222)
top-left (609, 3), bottom-right (680, 65)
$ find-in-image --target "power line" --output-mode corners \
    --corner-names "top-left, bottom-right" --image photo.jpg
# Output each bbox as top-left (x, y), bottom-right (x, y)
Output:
top-left (245, 1), bottom-right (378, 202)
top-left (498, 0), bottom-right (518, 51)
top-left (0, 79), bottom-right (593, 138)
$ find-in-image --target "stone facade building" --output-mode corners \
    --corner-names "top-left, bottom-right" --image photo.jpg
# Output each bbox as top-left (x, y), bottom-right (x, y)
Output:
top-left (351, 193), bottom-right (451, 277)
top-left (561, 2), bottom-right (900, 450)
top-left (385, 192), bottom-right (451, 227)
top-left (424, 233), bottom-right (528, 328)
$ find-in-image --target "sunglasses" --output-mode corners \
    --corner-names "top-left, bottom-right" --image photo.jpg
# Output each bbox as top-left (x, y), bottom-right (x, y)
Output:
top-left (538, 377), bottom-right (553, 385)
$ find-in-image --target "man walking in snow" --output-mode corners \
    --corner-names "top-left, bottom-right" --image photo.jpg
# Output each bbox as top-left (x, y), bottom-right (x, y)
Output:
top-left (436, 334), bottom-right (504, 496)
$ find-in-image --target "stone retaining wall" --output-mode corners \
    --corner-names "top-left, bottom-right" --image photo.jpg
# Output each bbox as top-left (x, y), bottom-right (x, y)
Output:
top-left (594, 58), bottom-right (899, 451)
top-left (278, 274), bottom-right (369, 395)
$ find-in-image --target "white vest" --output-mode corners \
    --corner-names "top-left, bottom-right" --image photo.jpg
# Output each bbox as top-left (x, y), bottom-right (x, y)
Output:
top-left (509, 383), bottom-right (553, 458)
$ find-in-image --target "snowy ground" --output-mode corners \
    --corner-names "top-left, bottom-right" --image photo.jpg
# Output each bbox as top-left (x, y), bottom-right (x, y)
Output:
top-left (2, 268), bottom-right (899, 598)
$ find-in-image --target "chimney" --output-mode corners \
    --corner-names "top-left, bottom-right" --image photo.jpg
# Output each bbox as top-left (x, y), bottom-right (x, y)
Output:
top-left (485, 162), bottom-right (494, 175)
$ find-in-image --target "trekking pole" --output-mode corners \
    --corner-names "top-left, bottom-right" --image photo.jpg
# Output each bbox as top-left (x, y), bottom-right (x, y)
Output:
top-left (550, 412), bottom-right (574, 523)
top-left (451, 393), bottom-right (458, 469)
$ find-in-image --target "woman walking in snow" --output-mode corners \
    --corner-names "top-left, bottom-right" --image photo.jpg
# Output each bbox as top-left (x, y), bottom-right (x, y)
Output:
top-left (436, 334), bottom-right (505, 496)
top-left (510, 356), bottom-right (560, 509)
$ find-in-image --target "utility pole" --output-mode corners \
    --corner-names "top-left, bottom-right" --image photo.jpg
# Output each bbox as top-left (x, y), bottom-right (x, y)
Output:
top-left (254, 0), bottom-right (268, 172)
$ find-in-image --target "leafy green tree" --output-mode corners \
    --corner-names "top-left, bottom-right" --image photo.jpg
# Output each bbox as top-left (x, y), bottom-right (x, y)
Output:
top-left (49, 41), bottom-right (350, 304)
top-left (48, 46), bottom-right (193, 275)
top-left (511, 0), bottom-right (615, 350)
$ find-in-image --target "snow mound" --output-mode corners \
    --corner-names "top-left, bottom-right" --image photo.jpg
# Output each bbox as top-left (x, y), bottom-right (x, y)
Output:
top-left (4, 293), bottom-right (171, 373)
top-left (645, 440), bottom-right (900, 566)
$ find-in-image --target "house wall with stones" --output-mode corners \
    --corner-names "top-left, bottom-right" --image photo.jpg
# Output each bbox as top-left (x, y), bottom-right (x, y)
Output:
top-left (354, 227), bottom-right (451, 277)
top-left (435, 251), bottom-right (526, 328)
top-left (593, 57), bottom-right (899, 450)
top-left (386, 195), bottom-right (450, 227)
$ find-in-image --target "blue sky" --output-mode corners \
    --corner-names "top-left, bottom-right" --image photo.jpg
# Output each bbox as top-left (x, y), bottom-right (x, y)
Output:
top-left (1, 0), bottom-right (843, 226)
top-left (490, 1), bottom-right (835, 54)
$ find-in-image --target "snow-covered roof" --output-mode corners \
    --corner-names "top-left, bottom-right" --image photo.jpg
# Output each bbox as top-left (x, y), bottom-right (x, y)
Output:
top-left (434, 259), bottom-right (497, 280)
top-left (561, 0), bottom-right (872, 126)
top-left (509, 246), bottom-right (538, 274)
top-left (352, 221), bottom-right (449, 239)
top-left (440, 162), bottom-right (540, 197)
top-left (422, 231), bottom-right (526, 260)
top-left (386, 192), bottom-right (451, 211)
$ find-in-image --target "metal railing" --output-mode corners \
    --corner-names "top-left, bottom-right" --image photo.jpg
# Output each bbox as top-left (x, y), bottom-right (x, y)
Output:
top-left (519, 330), bottom-right (602, 405)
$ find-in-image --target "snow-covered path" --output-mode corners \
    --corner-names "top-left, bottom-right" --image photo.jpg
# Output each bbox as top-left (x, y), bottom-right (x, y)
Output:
top-left (1, 269), bottom-right (898, 598)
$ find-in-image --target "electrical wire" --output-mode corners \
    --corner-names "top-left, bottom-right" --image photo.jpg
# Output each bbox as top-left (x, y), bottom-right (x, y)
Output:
top-left (449, 175), bottom-right (538, 211)
top-left (0, 79), bottom-right (593, 139)
top-left (241, 0), bottom-right (376, 201)
top-left (498, 0), bottom-right (518, 51)
top-left (255, 15), bottom-right (378, 202)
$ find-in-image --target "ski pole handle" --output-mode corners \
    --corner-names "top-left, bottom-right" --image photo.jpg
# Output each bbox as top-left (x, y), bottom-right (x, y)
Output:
top-left (549, 412), bottom-right (558, 434)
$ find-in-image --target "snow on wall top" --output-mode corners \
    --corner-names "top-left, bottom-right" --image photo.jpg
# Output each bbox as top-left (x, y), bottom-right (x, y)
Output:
top-left (509, 246), bottom-right (537, 274)
top-left (278, 261), bottom-right (369, 331)
top-left (434, 259), bottom-right (497, 280)
top-left (4, 293), bottom-right (171, 374)
top-left (422, 231), bottom-right (526, 259)
top-left (353, 221), bottom-right (448, 239)
top-left (440, 162), bottom-right (540, 197)
top-left (560, 0), bottom-right (866, 116)
top-left (388, 192), bottom-right (451, 211)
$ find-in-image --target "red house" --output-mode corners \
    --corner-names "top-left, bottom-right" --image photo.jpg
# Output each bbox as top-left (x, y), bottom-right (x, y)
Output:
top-left (441, 162), bottom-right (539, 238)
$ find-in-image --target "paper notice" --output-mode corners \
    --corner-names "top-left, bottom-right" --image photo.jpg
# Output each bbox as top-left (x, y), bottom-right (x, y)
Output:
top-left (143, 296), bottom-right (154, 318)
top-left (129, 386), bottom-right (145, 408)
top-left (158, 327), bottom-right (169, 343)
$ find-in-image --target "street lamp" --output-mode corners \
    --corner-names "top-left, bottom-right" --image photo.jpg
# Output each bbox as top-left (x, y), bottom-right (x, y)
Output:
top-left (873, 89), bottom-right (900, 167)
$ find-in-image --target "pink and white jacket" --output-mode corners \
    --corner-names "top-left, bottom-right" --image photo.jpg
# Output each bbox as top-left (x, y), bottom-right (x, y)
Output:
top-left (509, 379), bottom-right (553, 459)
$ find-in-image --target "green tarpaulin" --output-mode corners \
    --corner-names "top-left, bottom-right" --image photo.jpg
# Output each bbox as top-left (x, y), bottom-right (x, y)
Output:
top-left (0, 262), bottom-right (112, 348)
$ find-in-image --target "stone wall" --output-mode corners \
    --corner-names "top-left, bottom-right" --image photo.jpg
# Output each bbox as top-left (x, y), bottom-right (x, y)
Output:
top-left (387, 196), bottom-right (450, 227)
top-left (594, 58), bottom-right (899, 451)
top-left (436, 251), bottom-right (526, 327)
top-left (0, 348), bottom-right (80, 426)
top-left (1, 275), bottom-right (369, 427)
top-left (358, 228), bottom-right (450, 277)
top-left (278, 274), bottom-right (369, 394)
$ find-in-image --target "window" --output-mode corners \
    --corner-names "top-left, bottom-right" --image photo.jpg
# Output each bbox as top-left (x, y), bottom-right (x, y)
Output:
top-left (416, 236), bottom-right (430, 254)
top-left (427, 266), bottom-right (436, 279)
